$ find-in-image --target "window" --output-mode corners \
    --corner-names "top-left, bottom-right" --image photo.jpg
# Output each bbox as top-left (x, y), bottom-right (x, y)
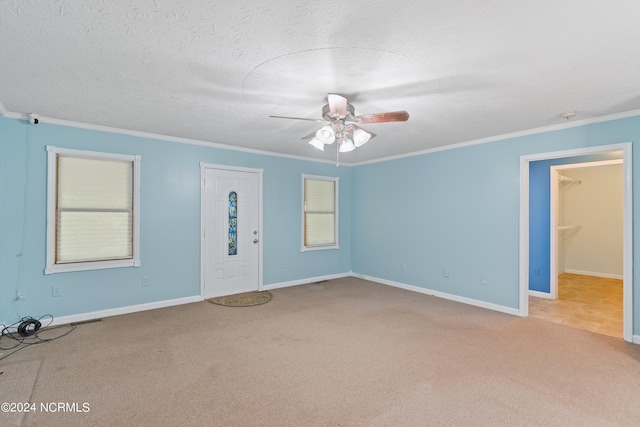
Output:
top-left (302, 174), bottom-right (338, 251)
top-left (45, 146), bottom-right (141, 274)
top-left (228, 191), bottom-right (238, 256)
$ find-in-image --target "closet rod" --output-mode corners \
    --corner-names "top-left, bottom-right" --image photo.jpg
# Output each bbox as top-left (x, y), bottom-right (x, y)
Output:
top-left (558, 174), bottom-right (581, 184)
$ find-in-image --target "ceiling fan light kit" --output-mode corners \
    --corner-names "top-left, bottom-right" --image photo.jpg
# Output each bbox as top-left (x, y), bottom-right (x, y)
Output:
top-left (353, 128), bottom-right (371, 147)
top-left (308, 137), bottom-right (326, 151)
top-left (316, 125), bottom-right (336, 144)
top-left (339, 139), bottom-right (356, 152)
top-left (270, 93), bottom-right (409, 162)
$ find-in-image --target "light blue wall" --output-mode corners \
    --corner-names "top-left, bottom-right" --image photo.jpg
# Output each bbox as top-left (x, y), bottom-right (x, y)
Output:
top-left (0, 116), bottom-right (351, 325)
top-left (3, 113), bottom-right (640, 336)
top-left (352, 116), bottom-right (640, 333)
top-left (352, 141), bottom-right (521, 308)
top-left (528, 153), bottom-right (619, 293)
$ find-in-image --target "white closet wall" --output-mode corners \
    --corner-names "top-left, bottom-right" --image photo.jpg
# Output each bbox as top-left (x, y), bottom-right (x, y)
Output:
top-left (560, 165), bottom-right (623, 278)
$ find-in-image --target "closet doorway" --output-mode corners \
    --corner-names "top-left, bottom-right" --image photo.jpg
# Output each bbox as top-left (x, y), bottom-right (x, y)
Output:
top-left (530, 160), bottom-right (624, 337)
top-left (519, 142), bottom-right (633, 342)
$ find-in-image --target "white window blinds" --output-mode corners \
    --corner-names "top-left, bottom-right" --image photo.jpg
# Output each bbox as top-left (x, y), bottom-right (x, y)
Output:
top-left (56, 156), bottom-right (134, 263)
top-left (304, 176), bottom-right (337, 248)
top-left (46, 146), bottom-right (141, 274)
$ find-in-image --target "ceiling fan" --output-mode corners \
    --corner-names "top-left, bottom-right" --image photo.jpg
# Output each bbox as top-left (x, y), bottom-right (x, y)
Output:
top-left (270, 93), bottom-right (409, 157)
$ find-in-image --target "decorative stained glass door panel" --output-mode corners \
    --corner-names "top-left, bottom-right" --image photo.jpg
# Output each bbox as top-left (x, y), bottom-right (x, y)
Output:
top-left (228, 191), bottom-right (238, 255)
top-left (203, 167), bottom-right (260, 299)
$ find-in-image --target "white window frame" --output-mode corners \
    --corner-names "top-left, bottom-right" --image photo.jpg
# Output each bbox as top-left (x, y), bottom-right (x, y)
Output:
top-left (301, 174), bottom-right (339, 252)
top-left (45, 146), bottom-right (141, 274)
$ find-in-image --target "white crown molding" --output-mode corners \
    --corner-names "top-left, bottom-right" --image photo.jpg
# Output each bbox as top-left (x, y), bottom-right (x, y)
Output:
top-left (0, 100), bottom-right (22, 119)
top-left (353, 109), bottom-right (640, 166)
top-left (44, 116), bottom-right (349, 165)
top-left (3, 100), bottom-right (639, 167)
top-left (0, 106), bottom-right (351, 166)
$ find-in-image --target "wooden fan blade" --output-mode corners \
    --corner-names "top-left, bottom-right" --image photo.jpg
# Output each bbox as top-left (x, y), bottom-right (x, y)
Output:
top-left (327, 93), bottom-right (347, 117)
top-left (355, 111), bottom-right (410, 124)
top-left (269, 115), bottom-right (325, 122)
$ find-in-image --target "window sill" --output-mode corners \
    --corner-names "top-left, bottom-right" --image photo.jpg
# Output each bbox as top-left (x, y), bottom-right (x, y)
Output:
top-left (301, 244), bottom-right (339, 252)
top-left (45, 259), bottom-right (140, 274)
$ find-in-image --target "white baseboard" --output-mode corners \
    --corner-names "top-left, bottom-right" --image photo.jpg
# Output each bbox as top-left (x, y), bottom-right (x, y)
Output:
top-left (262, 272), bottom-right (352, 291)
top-left (47, 272), bottom-right (351, 327)
top-left (49, 295), bottom-right (202, 327)
top-left (44, 272), bottom-right (629, 341)
top-left (352, 273), bottom-right (522, 317)
top-left (529, 290), bottom-right (555, 299)
top-left (633, 335), bottom-right (640, 345)
top-left (563, 269), bottom-right (623, 280)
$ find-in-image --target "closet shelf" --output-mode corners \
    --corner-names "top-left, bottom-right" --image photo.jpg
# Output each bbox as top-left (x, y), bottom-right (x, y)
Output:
top-left (558, 174), bottom-right (581, 184)
top-left (558, 225), bottom-right (581, 239)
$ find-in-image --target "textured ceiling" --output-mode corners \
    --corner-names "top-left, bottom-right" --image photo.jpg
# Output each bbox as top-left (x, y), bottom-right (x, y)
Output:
top-left (2, 0), bottom-right (640, 163)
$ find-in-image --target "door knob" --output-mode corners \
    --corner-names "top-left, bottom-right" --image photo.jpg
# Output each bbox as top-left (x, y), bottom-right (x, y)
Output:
top-left (253, 239), bottom-right (259, 244)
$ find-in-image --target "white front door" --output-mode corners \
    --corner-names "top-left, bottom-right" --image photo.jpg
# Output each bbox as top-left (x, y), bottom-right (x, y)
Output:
top-left (202, 166), bottom-right (261, 298)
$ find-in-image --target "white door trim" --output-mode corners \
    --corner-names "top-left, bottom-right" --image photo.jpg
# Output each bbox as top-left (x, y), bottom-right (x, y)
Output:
top-left (200, 162), bottom-right (264, 299)
top-left (519, 142), bottom-right (633, 342)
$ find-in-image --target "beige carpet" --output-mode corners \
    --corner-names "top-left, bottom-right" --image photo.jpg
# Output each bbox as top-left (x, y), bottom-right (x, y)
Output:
top-left (0, 360), bottom-right (41, 427)
top-left (2, 277), bottom-right (640, 426)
